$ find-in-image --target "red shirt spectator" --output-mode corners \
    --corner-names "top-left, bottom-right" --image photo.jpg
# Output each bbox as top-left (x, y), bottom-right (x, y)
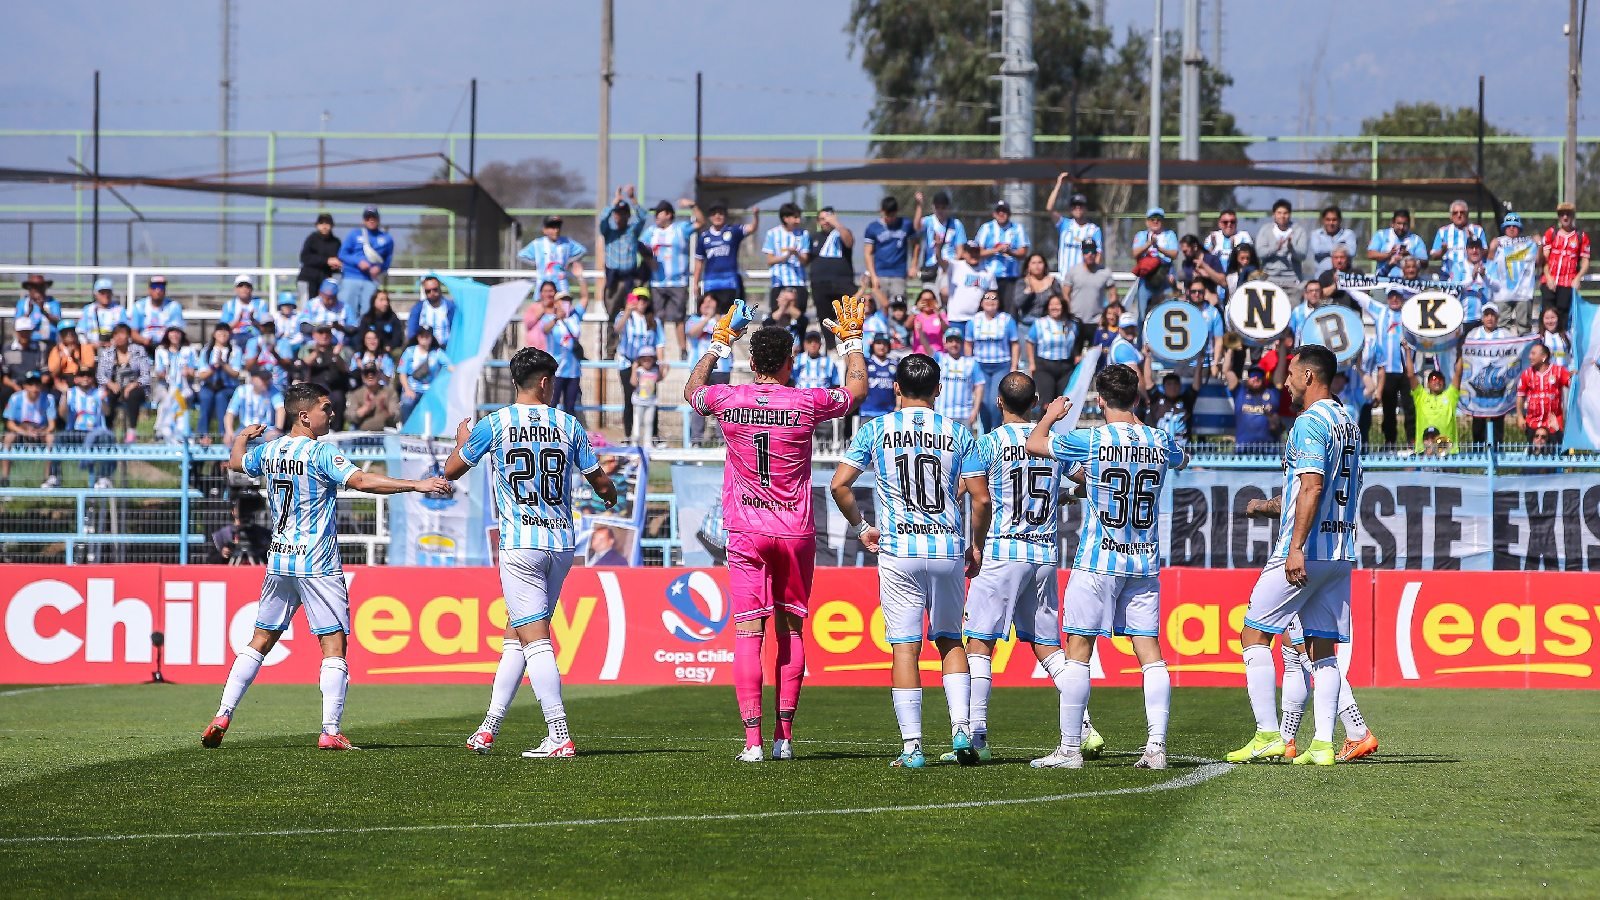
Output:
top-left (1541, 224), bottom-right (1590, 288)
top-left (1518, 348), bottom-right (1571, 433)
top-left (1257, 337), bottom-right (1299, 420)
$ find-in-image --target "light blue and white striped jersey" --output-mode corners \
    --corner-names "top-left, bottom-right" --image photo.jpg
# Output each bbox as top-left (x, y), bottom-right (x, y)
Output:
top-left (64, 385), bottom-right (105, 431)
top-left (1109, 336), bottom-right (1143, 367)
top-left (643, 220), bottom-right (695, 287)
top-left (220, 296), bottom-right (266, 339)
top-left (1203, 228), bottom-right (1252, 270)
top-left (399, 345), bottom-right (447, 392)
top-left (80, 302), bottom-right (129, 345)
top-left (964, 312), bottom-right (1018, 364)
top-left (792, 352), bottom-right (838, 389)
top-left (1027, 316), bottom-right (1078, 361)
top-left (243, 435), bottom-right (360, 577)
top-left (3, 391), bottom-right (50, 427)
top-left (919, 214), bottom-right (967, 267)
top-left (300, 299), bottom-right (348, 343)
top-left (227, 386), bottom-right (282, 428)
top-left (1056, 219), bottom-right (1103, 276)
top-left (462, 403), bottom-right (601, 551)
top-left (1366, 228), bottom-right (1428, 276)
top-left (1431, 222), bottom-right (1486, 282)
top-left (153, 345), bottom-right (195, 388)
top-left (130, 297), bottom-right (185, 345)
top-left (614, 311), bottom-right (665, 362)
top-left (686, 314), bottom-right (733, 375)
top-left (763, 226), bottom-right (811, 287)
top-left (1271, 398), bottom-right (1361, 563)
top-left (1491, 235), bottom-right (1540, 300)
top-left (1048, 422), bottom-right (1185, 576)
top-left (543, 312), bottom-right (585, 379)
top-left (979, 422), bottom-right (1064, 563)
top-left (517, 235), bottom-right (588, 293)
top-left (414, 299), bottom-right (453, 348)
top-left (1358, 296), bottom-right (1407, 371)
top-left (934, 352), bottom-right (983, 421)
top-left (975, 219), bottom-right (1029, 278)
top-left (843, 408), bottom-right (984, 559)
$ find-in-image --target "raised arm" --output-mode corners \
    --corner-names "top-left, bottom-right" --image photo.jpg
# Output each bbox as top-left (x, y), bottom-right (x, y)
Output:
top-left (584, 466), bottom-right (619, 509)
top-left (226, 424), bottom-right (266, 473)
top-left (823, 292), bottom-right (870, 406)
top-left (1026, 396), bottom-right (1071, 458)
top-left (1045, 172), bottom-right (1067, 223)
top-left (1402, 345), bottom-right (1418, 390)
top-left (348, 469), bottom-right (452, 497)
top-left (684, 305), bottom-right (744, 403)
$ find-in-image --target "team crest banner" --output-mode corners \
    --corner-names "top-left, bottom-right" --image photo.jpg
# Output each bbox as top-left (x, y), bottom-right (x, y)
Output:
top-left (1459, 334), bottom-right (1539, 417)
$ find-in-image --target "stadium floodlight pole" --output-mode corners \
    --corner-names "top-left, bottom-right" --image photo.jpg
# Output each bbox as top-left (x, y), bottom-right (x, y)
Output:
top-left (998, 0), bottom-right (1036, 217)
top-left (597, 0), bottom-right (614, 260)
top-left (1477, 75), bottom-right (1486, 228)
top-left (467, 78), bottom-right (477, 267)
top-left (1179, 0), bottom-right (1201, 236)
top-left (1565, 0), bottom-right (1582, 204)
top-left (1147, 0), bottom-right (1164, 213)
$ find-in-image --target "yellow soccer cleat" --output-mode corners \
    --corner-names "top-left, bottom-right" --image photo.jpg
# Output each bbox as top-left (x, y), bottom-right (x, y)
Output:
top-left (1291, 739), bottom-right (1336, 766)
top-left (1225, 731), bottom-right (1287, 764)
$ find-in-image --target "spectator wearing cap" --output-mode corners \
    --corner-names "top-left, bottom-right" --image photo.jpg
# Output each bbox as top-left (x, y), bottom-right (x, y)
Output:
top-left (2, 371), bottom-right (57, 488)
top-left (1063, 239), bottom-right (1117, 344)
top-left (519, 213), bottom-right (590, 302)
top-left (975, 200), bottom-right (1029, 315)
top-left (1356, 286), bottom-right (1412, 446)
top-left (193, 323), bottom-right (244, 443)
top-left (220, 273), bottom-right (266, 348)
top-left (1489, 212), bottom-right (1539, 332)
top-left (296, 324), bottom-right (352, 429)
top-left (1430, 200), bottom-right (1488, 284)
top-left (96, 323), bottom-right (151, 442)
top-left (1223, 363), bottom-right (1282, 452)
top-left (1367, 208), bottom-right (1429, 278)
top-left (964, 288), bottom-right (1019, 431)
top-left (1109, 311), bottom-right (1144, 368)
top-left (16, 274), bottom-right (62, 347)
top-left (912, 190), bottom-right (966, 296)
top-left (4, 319), bottom-right (47, 392)
top-left (859, 334), bottom-right (898, 422)
top-left (1518, 341), bottom-right (1572, 450)
top-left (346, 365), bottom-right (398, 432)
top-left (809, 206), bottom-right (857, 344)
top-left (129, 276), bottom-right (184, 348)
top-left (1402, 345), bottom-right (1462, 454)
top-left (601, 185), bottom-right (647, 321)
top-left (297, 212), bottom-right (343, 302)
top-left (271, 291), bottom-right (304, 352)
top-left (1203, 208), bottom-right (1253, 272)
top-left (224, 367), bottom-right (285, 445)
top-left (640, 197), bottom-right (699, 357)
top-left (406, 276), bottom-right (455, 350)
top-left (302, 279), bottom-right (350, 346)
top-left (80, 278), bottom-right (127, 349)
top-left (613, 288), bottom-right (666, 438)
top-left (59, 366), bottom-right (116, 488)
top-left (336, 205), bottom-right (393, 329)
top-left (863, 196), bottom-right (913, 311)
top-left (935, 326), bottom-right (984, 428)
top-left (691, 203), bottom-right (758, 313)
top-left (792, 331), bottom-right (839, 391)
top-left (764, 201), bottom-right (812, 320)
top-left (47, 324), bottom-right (95, 383)
top-left (1047, 175), bottom-right (1103, 280)
top-left (1130, 207), bottom-right (1180, 316)
top-left (541, 289), bottom-right (587, 417)
top-left (1255, 198), bottom-right (1309, 302)
top-left (1456, 238), bottom-right (1493, 327)
top-left (1540, 201), bottom-right (1590, 330)
top-left (938, 239), bottom-right (996, 327)
top-left (1309, 206), bottom-right (1358, 279)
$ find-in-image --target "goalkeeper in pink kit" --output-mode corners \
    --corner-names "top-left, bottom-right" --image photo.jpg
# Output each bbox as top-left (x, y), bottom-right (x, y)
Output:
top-left (685, 293), bottom-right (868, 761)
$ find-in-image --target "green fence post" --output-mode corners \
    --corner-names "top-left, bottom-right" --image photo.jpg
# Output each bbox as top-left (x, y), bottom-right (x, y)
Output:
top-left (264, 132), bottom-right (276, 268)
top-left (179, 442), bottom-right (191, 565)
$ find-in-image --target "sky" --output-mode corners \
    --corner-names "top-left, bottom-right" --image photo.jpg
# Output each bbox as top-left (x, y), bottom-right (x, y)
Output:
top-left (0, 0), bottom-right (1594, 265)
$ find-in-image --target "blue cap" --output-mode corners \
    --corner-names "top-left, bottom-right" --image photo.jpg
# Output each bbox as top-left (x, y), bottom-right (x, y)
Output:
top-left (92, 277), bottom-right (114, 293)
top-left (1501, 212), bottom-right (1523, 232)
top-left (319, 278), bottom-right (339, 296)
top-left (276, 290), bottom-right (298, 308)
top-left (1146, 207), bottom-right (1166, 219)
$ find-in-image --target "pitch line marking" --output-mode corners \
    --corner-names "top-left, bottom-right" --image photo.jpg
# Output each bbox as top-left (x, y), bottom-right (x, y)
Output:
top-left (0, 685), bottom-right (98, 699)
top-left (0, 758), bottom-right (1233, 847)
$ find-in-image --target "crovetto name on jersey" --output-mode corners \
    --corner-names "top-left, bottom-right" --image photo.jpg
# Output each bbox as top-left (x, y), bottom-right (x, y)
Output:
top-left (720, 408), bottom-right (802, 426)
top-left (997, 445), bottom-right (1033, 462)
top-left (262, 457), bottom-right (307, 476)
top-left (1096, 445), bottom-right (1168, 464)
top-left (881, 430), bottom-right (958, 451)
top-left (507, 425), bottom-right (563, 444)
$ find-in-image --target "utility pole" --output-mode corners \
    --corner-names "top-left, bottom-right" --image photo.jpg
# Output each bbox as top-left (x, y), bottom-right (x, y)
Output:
top-left (998, 0), bottom-right (1037, 216)
top-left (93, 71), bottom-right (100, 267)
top-left (1179, 0), bottom-right (1201, 235)
top-left (219, 0), bottom-right (236, 266)
top-left (467, 78), bottom-right (478, 266)
top-left (598, 0), bottom-right (614, 257)
top-left (1211, 0), bottom-right (1222, 69)
top-left (1147, 0), bottom-right (1164, 212)
top-left (318, 110), bottom-right (329, 190)
top-left (1565, 0), bottom-right (1582, 204)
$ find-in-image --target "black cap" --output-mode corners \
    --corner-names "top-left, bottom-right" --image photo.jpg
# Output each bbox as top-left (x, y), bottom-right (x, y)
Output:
top-left (652, 200), bottom-right (674, 214)
top-left (362, 205), bottom-right (380, 220)
top-left (21, 370), bottom-right (42, 385)
top-left (1423, 426), bottom-right (1443, 439)
top-left (612, 201), bottom-right (630, 215)
top-left (1081, 239), bottom-right (1099, 253)
top-left (1247, 365), bottom-right (1266, 377)
top-left (994, 200), bottom-right (1011, 213)
top-left (543, 215), bottom-right (563, 228)
top-left (803, 331), bottom-right (823, 342)
top-left (1069, 193), bottom-right (1089, 207)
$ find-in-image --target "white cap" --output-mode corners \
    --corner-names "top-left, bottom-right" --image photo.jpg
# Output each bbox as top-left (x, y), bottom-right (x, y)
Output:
top-left (1118, 311), bottom-right (1140, 329)
top-left (234, 272), bottom-right (253, 286)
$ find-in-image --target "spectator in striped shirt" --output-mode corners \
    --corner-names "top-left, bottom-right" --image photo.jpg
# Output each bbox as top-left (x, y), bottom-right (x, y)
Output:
top-left (16, 274), bottom-right (62, 348)
top-left (518, 215), bottom-right (589, 303)
top-left (80, 279), bottom-right (127, 349)
top-left (1309, 206), bottom-right (1358, 279)
top-left (59, 367), bottom-right (115, 488)
top-left (1367, 208), bottom-right (1429, 278)
top-left (1518, 341), bottom-right (1572, 451)
top-left (1046, 175), bottom-right (1102, 280)
top-left (1430, 200), bottom-right (1488, 283)
top-left (936, 327), bottom-right (984, 428)
top-left (1025, 293), bottom-right (1079, 406)
top-left (221, 274), bottom-right (266, 348)
top-left (1536, 307), bottom-right (1574, 370)
top-left (1490, 212), bottom-right (1540, 332)
top-left (792, 332), bottom-right (839, 390)
top-left (600, 186), bottom-right (646, 323)
top-left (1204, 209), bottom-right (1252, 272)
top-left (130, 276), bottom-right (185, 349)
top-left (224, 368), bottom-right (284, 444)
top-left (764, 202), bottom-right (811, 314)
top-left (397, 327), bottom-right (449, 425)
top-left (640, 198), bottom-right (699, 357)
top-left (1356, 287), bottom-right (1414, 446)
top-left (1131, 208), bottom-right (1180, 315)
top-left (976, 201), bottom-right (1029, 315)
top-left (685, 296), bottom-right (733, 446)
top-left (964, 290), bottom-right (1019, 432)
top-left (2, 371), bottom-right (55, 487)
top-left (613, 288), bottom-right (667, 438)
top-left (1540, 202), bottom-right (1590, 330)
top-left (913, 190), bottom-right (966, 294)
top-left (406, 277), bottom-right (456, 350)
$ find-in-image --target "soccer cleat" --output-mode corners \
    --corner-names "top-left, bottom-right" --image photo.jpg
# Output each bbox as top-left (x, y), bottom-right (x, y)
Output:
top-left (1282, 738), bottom-right (1299, 760)
top-left (1292, 739), bottom-right (1336, 766)
top-left (465, 730), bottom-right (495, 754)
top-left (523, 737), bottom-right (577, 759)
top-left (1135, 745), bottom-right (1168, 770)
top-left (40, 475), bottom-right (60, 489)
top-left (891, 749), bottom-right (927, 768)
top-left (200, 714), bottom-right (230, 748)
top-left (1225, 731), bottom-right (1287, 764)
top-left (94, 476), bottom-right (113, 490)
top-left (950, 728), bottom-right (980, 766)
top-left (318, 732), bottom-right (359, 751)
top-left (770, 739), bottom-right (793, 761)
top-left (1030, 746), bottom-right (1085, 769)
top-left (1081, 724), bottom-right (1106, 759)
top-left (1336, 731), bottom-right (1379, 762)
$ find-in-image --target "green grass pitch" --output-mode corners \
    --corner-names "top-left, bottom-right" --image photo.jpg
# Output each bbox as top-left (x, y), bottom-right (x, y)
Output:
top-left (1, 682), bottom-right (1596, 897)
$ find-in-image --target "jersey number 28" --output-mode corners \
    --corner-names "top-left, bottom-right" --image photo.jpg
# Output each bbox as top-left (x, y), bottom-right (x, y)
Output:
top-left (506, 448), bottom-right (566, 505)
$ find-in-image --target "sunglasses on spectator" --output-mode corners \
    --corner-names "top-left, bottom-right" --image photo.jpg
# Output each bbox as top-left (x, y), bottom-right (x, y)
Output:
top-left (1218, 218), bottom-right (1236, 226)
top-left (1188, 288), bottom-right (1205, 296)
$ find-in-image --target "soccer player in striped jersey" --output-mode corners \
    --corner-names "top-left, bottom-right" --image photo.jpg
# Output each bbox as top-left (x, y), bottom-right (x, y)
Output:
top-left (1026, 363), bottom-right (1187, 770)
top-left (446, 348), bottom-right (618, 758)
top-left (686, 295), bottom-right (867, 762)
top-left (831, 354), bottom-right (991, 769)
top-left (1227, 344), bottom-right (1362, 767)
top-left (203, 383), bottom-right (452, 751)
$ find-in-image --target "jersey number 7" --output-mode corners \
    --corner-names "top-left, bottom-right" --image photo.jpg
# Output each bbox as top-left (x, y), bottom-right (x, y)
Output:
top-left (271, 479), bottom-right (293, 533)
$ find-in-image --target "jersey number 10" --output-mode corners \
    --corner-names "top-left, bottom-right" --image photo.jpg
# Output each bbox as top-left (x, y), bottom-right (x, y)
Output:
top-left (894, 453), bottom-right (947, 514)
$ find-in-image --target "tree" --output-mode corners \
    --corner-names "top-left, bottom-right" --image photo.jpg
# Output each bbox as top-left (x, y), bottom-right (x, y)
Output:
top-left (403, 157), bottom-right (587, 268)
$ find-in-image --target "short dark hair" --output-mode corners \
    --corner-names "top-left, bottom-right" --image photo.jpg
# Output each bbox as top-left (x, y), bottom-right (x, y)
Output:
top-left (1095, 364), bottom-right (1140, 411)
top-left (1218, 208), bottom-right (1237, 218)
top-left (1296, 343), bottom-right (1337, 385)
top-left (1392, 207), bottom-right (1411, 221)
top-left (708, 203), bottom-right (728, 216)
top-left (316, 212), bottom-right (334, 226)
top-left (1321, 205), bottom-right (1342, 219)
top-left (881, 196), bottom-right (899, 214)
top-left (284, 382), bottom-right (329, 419)
top-left (997, 372), bottom-right (1036, 415)
top-left (1272, 198), bottom-right (1292, 213)
top-left (750, 326), bottom-right (795, 376)
top-left (932, 191), bottom-right (951, 207)
top-left (509, 346), bottom-right (558, 388)
top-left (895, 353), bottom-right (941, 401)
top-left (779, 202), bottom-right (802, 219)
top-left (1179, 234), bottom-right (1200, 250)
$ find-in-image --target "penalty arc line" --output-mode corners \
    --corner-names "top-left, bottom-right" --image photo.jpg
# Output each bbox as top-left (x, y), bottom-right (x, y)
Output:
top-left (0, 759), bottom-right (1234, 847)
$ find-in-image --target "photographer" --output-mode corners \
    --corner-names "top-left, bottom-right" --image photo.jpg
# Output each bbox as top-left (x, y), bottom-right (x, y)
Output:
top-left (211, 493), bottom-right (270, 565)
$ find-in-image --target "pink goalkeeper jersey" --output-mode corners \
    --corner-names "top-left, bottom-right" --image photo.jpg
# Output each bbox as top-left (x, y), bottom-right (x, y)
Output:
top-left (691, 382), bottom-right (853, 537)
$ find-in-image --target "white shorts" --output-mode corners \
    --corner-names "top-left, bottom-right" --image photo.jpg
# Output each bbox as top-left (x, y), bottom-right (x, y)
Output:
top-left (501, 548), bottom-right (576, 628)
top-left (1245, 559), bottom-right (1352, 643)
top-left (964, 558), bottom-right (1060, 646)
top-left (879, 554), bottom-right (967, 644)
top-left (1061, 570), bottom-right (1161, 639)
top-left (256, 573), bottom-right (350, 636)
top-left (1286, 615), bottom-right (1305, 646)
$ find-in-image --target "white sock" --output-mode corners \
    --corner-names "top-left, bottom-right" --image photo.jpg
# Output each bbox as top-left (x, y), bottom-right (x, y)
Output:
top-left (891, 687), bottom-right (922, 750)
top-left (217, 647), bottom-right (264, 717)
top-left (1338, 674), bottom-right (1369, 740)
top-left (1082, 709), bottom-right (1095, 736)
top-left (1311, 656), bottom-right (1339, 744)
top-left (967, 654), bottom-right (992, 740)
top-left (1141, 660), bottom-right (1170, 746)
top-left (320, 657), bottom-right (349, 734)
top-left (1059, 659), bottom-right (1091, 751)
top-left (482, 638), bottom-right (525, 733)
top-left (1279, 645), bottom-right (1310, 739)
top-left (522, 640), bottom-right (568, 742)
top-left (942, 672), bottom-right (971, 735)
top-left (1242, 644), bottom-right (1279, 733)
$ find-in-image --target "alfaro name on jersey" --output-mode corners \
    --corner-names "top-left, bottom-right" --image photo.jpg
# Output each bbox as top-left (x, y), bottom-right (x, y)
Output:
top-left (462, 404), bottom-right (600, 551)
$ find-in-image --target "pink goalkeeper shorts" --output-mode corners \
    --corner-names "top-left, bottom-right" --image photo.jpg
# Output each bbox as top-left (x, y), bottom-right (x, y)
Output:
top-left (726, 532), bottom-right (815, 623)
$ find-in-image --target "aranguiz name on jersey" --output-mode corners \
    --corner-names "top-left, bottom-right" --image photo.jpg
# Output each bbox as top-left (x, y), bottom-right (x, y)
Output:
top-left (1097, 444), bottom-right (1171, 465)
top-left (880, 430), bottom-right (959, 451)
top-left (507, 424), bottom-right (563, 444)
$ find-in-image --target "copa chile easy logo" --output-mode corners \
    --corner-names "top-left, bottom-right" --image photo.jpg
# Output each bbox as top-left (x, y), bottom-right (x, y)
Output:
top-left (655, 571), bottom-right (733, 684)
